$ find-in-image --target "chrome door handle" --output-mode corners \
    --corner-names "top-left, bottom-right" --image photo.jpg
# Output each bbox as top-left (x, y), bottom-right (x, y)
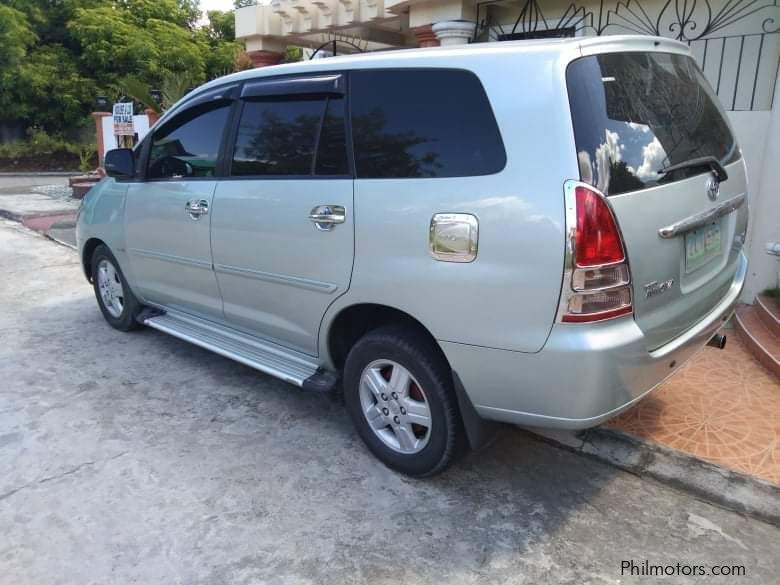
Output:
top-left (185, 199), bottom-right (209, 220)
top-left (309, 205), bottom-right (346, 231)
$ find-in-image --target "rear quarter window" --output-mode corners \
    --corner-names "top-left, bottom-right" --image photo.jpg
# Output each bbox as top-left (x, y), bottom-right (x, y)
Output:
top-left (350, 69), bottom-right (506, 179)
top-left (567, 52), bottom-right (739, 196)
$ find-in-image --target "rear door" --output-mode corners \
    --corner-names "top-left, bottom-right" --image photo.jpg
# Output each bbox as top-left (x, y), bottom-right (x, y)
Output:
top-left (567, 50), bottom-right (748, 350)
top-left (210, 75), bottom-right (354, 355)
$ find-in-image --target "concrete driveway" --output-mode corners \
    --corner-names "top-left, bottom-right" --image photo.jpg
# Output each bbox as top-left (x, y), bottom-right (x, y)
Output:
top-left (1, 219), bottom-right (778, 584)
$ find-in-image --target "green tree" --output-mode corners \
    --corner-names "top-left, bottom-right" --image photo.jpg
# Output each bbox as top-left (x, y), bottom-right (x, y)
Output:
top-left (0, 0), bottom-right (246, 137)
top-left (115, 0), bottom-right (201, 29)
top-left (12, 45), bottom-right (97, 131)
top-left (198, 10), bottom-right (242, 79)
top-left (68, 4), bottom-right (207, 85)
top-left (0, 5), bottom-right (36, 68)
top-left (0, 5), bottom-right (37, 131)
top-left (204, 10), bottom-right (235, 41)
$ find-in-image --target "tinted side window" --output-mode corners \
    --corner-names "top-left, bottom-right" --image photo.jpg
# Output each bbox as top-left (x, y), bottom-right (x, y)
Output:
top-left (315, 98), bottom-right (348, 175)
top-left (147, 104), bottom-right (230, 180)
top-left (350, 69), bottom-right (506, 178)
top-left (231, 96), bottom-right (348, 176)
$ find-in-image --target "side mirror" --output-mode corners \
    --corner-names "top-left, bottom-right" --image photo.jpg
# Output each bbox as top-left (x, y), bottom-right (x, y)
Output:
top-left (104, 148), bottom-right (135, 178)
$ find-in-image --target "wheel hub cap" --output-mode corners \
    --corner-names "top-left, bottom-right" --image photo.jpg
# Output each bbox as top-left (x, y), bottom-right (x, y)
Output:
top-left (97, 259), bottom-right (125, 318)
top-left (359, 360), bottom-right (432, 455)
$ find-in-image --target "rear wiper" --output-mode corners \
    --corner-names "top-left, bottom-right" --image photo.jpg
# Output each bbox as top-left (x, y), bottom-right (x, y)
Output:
top-left (659, 156), bottom-right (728, 182)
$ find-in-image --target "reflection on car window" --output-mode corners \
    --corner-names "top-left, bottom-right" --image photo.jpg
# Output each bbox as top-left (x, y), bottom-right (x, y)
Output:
top-left (231, 96), bottom-right (348, 176)
top-left (132, 138), bottom-right (146, 179)
top-left (147, 104), bottom-right (230, 180)
top-left (567, 52), bottom-right (738, 196)
top-left (350, 69), bottom-right (506, 179)
top-left (315, 98), bottom-right (348, 175)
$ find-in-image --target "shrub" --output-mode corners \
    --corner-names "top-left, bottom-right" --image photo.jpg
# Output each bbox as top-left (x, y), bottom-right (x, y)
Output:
top-left (78, 144), bottom-right (97, 173)
top-left (0, 128), bottom-right (97, 171)
top-left (0, 128), bottom-right (81, 159)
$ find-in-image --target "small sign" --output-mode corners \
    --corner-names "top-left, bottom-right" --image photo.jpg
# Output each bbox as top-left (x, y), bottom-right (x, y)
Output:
top-left (112, 103), bottom-right (134, 136)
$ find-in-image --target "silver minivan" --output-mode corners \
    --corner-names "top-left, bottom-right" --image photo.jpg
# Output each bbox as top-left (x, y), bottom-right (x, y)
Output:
top-left (78, 35), bottom-right (748, 476)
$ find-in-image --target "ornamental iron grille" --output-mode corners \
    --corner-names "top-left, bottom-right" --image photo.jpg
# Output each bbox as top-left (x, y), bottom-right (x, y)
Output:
top-left (475, 0), bottom-right (779, 40)
top-left (474, 0), bottom-right (780, 110)
top-left (310, 32), bottom-right (368, 59)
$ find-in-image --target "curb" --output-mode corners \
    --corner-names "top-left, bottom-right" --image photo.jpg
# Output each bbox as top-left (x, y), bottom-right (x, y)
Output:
top-left (45, 232), bottom-right (77, 250)
top-left (0, 208), bottom-right (23, 222)
top-left (0, 208), bottom-right (78, 223)
top-left (0, 208), bottom-right (78, 250)
top-left (531, 427), bottom-right (780, 526)
top-left (0, 172), bottom-right (82, 177)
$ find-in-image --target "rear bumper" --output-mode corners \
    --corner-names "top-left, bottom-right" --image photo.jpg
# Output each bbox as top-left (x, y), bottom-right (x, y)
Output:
top-left (440, 251), bottom-right (747, 430)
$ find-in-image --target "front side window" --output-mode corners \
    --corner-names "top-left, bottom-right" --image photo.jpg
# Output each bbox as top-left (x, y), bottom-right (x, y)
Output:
top-left (147, 104), bottom-right (231, 180)
top-left (231, 96), bottom-right (348, 176)
top-left (350, 69), bottom-right (506, 179)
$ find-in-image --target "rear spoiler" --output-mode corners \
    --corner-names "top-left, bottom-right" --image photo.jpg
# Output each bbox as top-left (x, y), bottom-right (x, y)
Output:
top-left (578, 35), bottom-right (690, 58)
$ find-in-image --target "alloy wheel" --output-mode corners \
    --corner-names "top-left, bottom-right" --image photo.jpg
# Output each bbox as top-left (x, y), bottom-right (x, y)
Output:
top-left (97, 259), bottom-right (125, 318)
top-left (358, 359), bottom-right (432, 454)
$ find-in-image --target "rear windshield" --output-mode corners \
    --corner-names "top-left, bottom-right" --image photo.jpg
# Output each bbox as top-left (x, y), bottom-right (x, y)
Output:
top-left (566, 52), bottom-right (739, 196)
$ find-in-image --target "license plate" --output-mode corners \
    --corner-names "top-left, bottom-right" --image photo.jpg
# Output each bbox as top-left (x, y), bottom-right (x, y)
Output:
top-left (685, 222), bottom-right (722, 273)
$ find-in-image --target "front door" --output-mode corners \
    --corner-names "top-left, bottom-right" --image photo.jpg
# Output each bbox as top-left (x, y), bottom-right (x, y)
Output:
top-left (125, 101), bottom-right (233, 319)
top-left (211, 78), bottom-right (354, 354)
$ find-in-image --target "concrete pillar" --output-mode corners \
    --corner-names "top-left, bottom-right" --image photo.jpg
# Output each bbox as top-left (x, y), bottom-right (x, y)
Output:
top-left (91, 112), bottom-right (112, 168)
top-left (408, 0), bottom-right (476, 45)
top-left (412, 24), bottom-right (440, 47)
top-left (246, 49), bottom-right (285, 67)
top-left (432, 20), bottom-right (476, 45)
top-left (144, 108), bottom-right (160, 128)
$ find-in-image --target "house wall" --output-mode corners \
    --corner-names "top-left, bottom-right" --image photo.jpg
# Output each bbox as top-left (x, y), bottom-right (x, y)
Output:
top-left (740, 74), bottom-right (780, 296)
top-left (481, 0), bottom-right (780, 300)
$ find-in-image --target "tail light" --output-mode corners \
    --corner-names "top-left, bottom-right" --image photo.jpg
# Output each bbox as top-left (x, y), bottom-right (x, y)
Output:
top-left (558, 182), bottom-right (633, 323)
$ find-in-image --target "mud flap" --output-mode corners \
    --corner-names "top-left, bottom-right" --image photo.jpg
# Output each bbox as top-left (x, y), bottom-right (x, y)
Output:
top-left (452, 371), bottom-right (501, 451)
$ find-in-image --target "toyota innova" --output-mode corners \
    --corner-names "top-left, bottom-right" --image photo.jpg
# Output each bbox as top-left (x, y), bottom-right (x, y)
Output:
top-left (78, 35), bottom-right (748, 476)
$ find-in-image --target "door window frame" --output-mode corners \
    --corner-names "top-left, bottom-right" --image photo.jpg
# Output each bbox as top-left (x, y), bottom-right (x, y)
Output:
top-left (139, 82), bottom-right (240, 183)
top-left (221, 71), bottom-right (355, 182)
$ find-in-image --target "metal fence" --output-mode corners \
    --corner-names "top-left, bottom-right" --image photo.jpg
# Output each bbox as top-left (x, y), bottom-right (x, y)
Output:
top-left (688, 32), bottom-right (779, 111)
top-left (474, 0), bottom-right (780, 111)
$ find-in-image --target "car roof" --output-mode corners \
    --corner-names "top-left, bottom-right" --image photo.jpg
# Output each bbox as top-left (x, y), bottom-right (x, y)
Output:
top-left (160, 35), bottom-right (689, 123)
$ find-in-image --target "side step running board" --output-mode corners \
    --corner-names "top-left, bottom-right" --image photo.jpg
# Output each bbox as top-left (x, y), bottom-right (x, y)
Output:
top-left (142, 309), bottom-right (337, 391)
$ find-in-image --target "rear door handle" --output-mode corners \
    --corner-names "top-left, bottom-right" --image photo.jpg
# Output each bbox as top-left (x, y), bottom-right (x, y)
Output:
top-left (185, 199), bottom-right (209, 220)
top-left (309, 205), bottom-right (346, 231)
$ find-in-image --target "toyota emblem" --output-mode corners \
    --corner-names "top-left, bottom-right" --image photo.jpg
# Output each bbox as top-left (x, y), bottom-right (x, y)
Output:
top-left (705, 173), bottom-right (720, 201)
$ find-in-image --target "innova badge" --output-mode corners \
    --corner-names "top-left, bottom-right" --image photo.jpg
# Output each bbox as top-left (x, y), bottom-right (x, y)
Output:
top-left (705, 173), bottom-right (720, 201)
top-left (644, 278), bottom-right (675, 299)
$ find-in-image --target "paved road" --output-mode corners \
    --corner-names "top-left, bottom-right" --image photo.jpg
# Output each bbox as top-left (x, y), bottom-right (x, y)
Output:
top-left (0, 175), bottom-right (71, 189)
top-left (1, 219), bottom-right (778, 585)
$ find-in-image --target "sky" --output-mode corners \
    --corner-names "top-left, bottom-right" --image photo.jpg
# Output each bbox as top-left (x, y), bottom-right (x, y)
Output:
top-left (200, 0), bottom-right (236, 12)
top-left (196, 0), bottom-right (235, 26)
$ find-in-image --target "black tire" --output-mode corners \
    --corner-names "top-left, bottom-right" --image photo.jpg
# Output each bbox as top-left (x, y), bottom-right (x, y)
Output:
top-left (343, 325), bottom-right (465, 477)
top-left (91, 244), bottom-right (141, 331)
